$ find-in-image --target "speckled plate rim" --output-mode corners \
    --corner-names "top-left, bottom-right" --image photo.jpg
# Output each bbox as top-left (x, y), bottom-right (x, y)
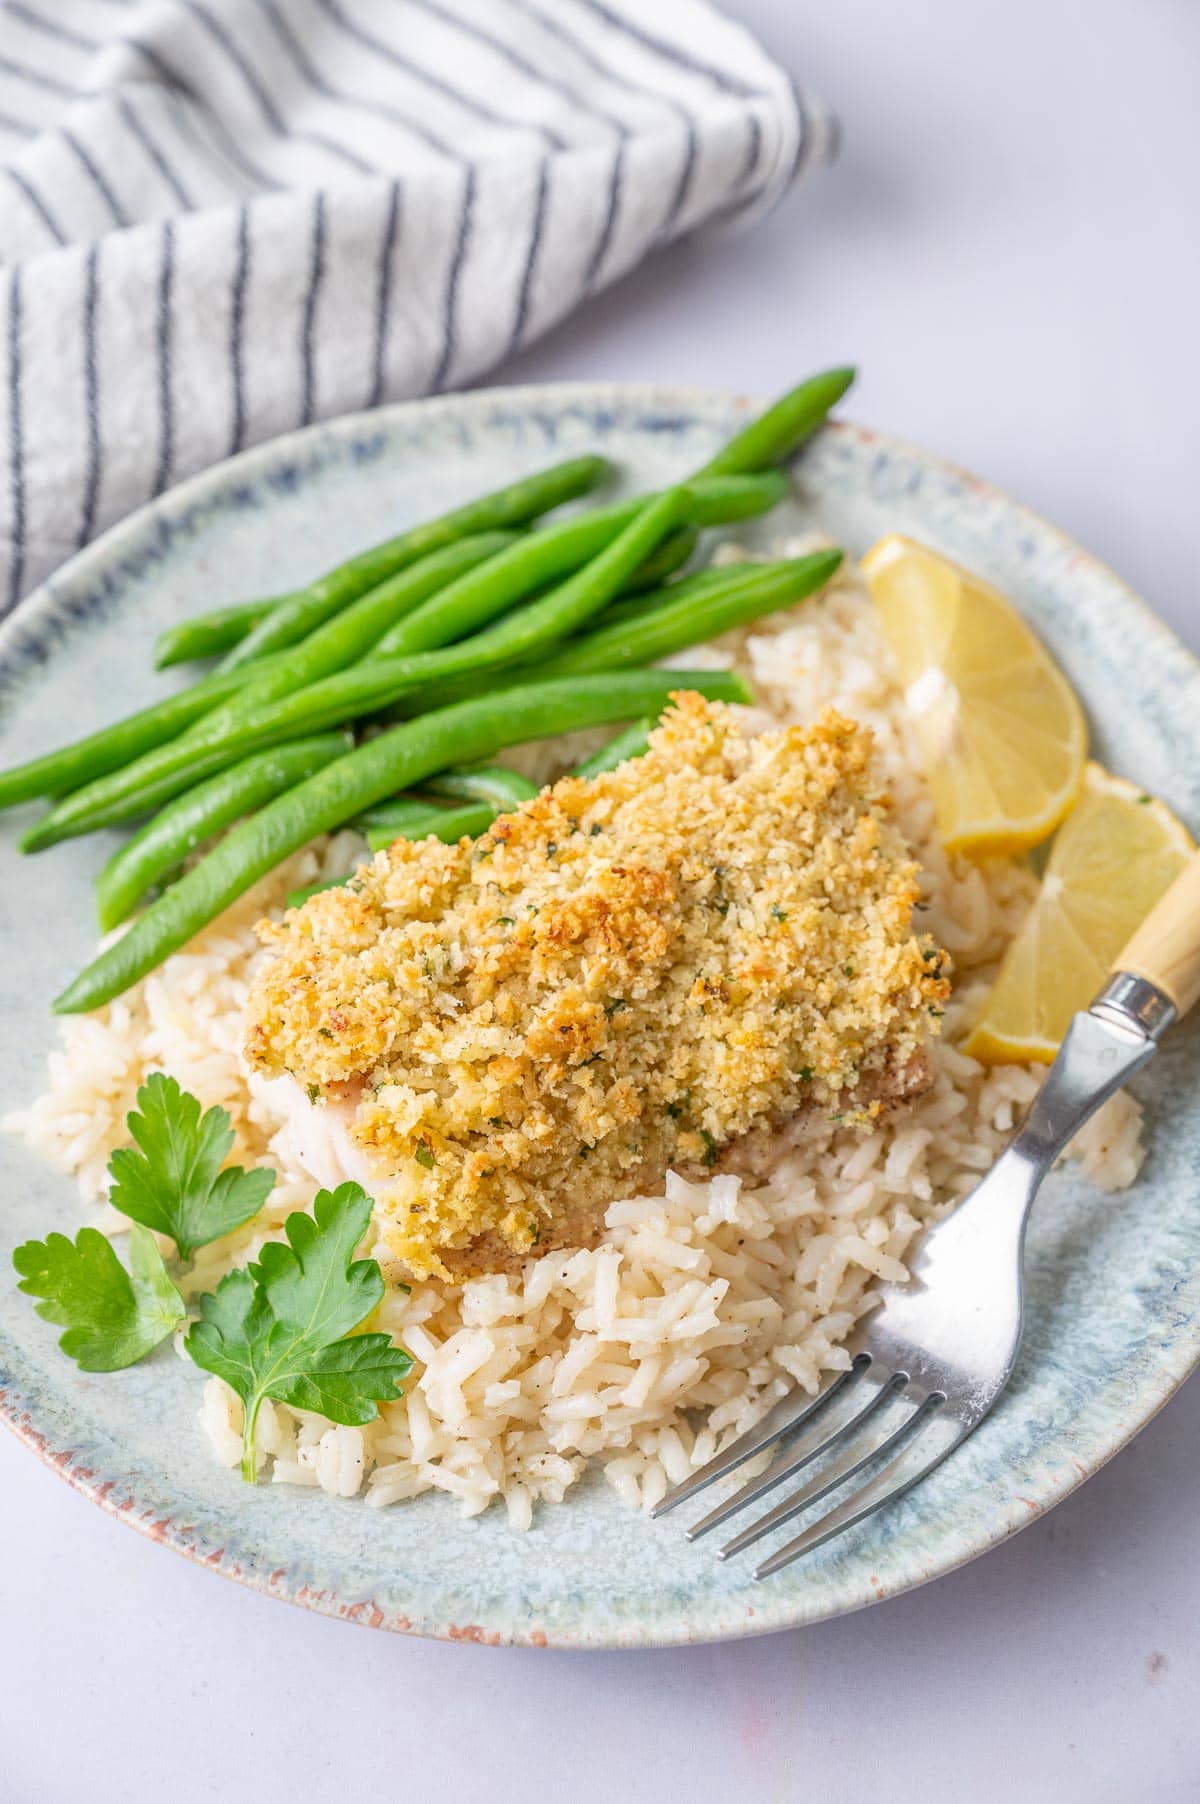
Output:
top-left (1, 381), bottom-right (1198, 1650)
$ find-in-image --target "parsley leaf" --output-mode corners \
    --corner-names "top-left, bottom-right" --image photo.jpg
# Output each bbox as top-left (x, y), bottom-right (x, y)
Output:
top-left (13, 1223), bottom-right (185, 1372)
top-left (185, 1183), bottom-right (412, 1482)
top-left (108, 1073), bottom-right (275, 1260)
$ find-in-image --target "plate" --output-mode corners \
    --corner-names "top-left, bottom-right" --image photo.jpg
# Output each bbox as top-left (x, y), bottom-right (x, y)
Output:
top-left (1, 383), bottom-right (1198, 1649)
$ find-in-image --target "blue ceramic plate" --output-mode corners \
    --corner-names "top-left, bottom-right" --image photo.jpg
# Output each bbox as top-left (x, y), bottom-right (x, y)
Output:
top-left (1, 385), bottom-right (1197, 1649)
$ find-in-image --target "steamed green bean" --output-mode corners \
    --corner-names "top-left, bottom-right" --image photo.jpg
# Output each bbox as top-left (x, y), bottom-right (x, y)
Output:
top-left (401, 552), bottom-right (842, 719)
top-left (622, 524), bottom-right (698, 592)
top-left (695, 367), bottom-right (856, 478)
top-left (450, 488), bottom-right (689, 668)
top-left (372, 473), bottom-right (784, 658)
top-left (423, 765), bottom-right (538, 810)
top-left (151, 365), bottom-right (842, 676)
top-left (352, 796), bottom-right (456, 836)
top-left (359, 728), bottom-right (648, 855)
top-left (572, 720), bottom-right (655, 779)
top-left (365, 800), bottom-right (496, 854)
top-left (219, 454), bottom-right (613, 671)
top-left (190, 530), bottom-right (516, 732)
top-left (159, 503), bottom-right (693, 675)
top-left (590, 563), bottom-right (755, 634)
top-left (95, 732), bottom-right (352, 931)
top-left (0, 653), bottom-right (286, 811)
top-left (153, 599), bottom-right (272, 669)
top-left (20, 533), bottom-right (515, 851)
top-left (284, 875), bottom-right (348, 910)
top-left (24, 498), bottom-right (688, 848)
top-left (53, 669), bottom-right (752, 1014)
top-left (541, 550), bottom-right (844, 677)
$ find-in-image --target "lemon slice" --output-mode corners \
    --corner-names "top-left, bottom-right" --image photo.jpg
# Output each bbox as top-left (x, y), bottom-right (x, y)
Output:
top-left (965, 764), bottom-right (1194, 1064)
top-left (861, 535), bottom-right (1088, 855)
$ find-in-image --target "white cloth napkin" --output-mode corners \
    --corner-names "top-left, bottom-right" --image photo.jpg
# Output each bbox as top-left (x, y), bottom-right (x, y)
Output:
top-left (0, 0), bottom-right (834, 610)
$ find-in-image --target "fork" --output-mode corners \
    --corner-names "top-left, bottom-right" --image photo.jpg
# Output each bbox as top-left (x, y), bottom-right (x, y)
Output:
top-left (653, 850), bottom-right (1200, 1579)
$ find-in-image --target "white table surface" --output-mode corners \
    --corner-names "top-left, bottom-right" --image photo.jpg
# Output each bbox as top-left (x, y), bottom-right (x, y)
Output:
top-left (3, 4), bottom-right (1198, 1799)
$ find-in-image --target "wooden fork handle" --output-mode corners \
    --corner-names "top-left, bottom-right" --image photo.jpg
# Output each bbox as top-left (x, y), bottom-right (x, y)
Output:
top-left (1113, 848), bottom-right (1200, 1020)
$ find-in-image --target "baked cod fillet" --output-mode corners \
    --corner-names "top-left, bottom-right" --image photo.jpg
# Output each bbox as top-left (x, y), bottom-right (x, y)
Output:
top-left (244, 695), bottom-right (950, 1280)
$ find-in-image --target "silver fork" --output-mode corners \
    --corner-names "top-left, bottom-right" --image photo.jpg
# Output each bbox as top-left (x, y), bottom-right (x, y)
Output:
top-left (653, 851), bottom-right (1200, 1579)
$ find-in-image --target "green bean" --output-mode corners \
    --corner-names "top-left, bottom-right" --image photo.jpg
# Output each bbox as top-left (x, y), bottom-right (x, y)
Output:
top-left (153, 599), bottom-right (272, 669)
top-left (359, 730), bottom-right (647, 853)
top-left (695, 368), bottom-right (856, 478)
top-left (193, 531), bottom-right (515, 730)
top-left (350, 797), bottom-right (443, 835)
top-left (361, 729), bottom-right (645, 847)
top-left (452, 488), bottom-right (688, 667)
top-left (375, 568), bottom-right (738, 722)
top-left (95, 732), bottom-right (352, 932)
top-left (21, 533), bottom-right (515, 852)
top-left (423, 765), bottom-right (538, 810)
top-left (53, 669), bottom-right (751, 1014)
top-left (371, 473), bottom-right (784, 658)
top-left (311, 718), bottom-right (662, 878)
top-left (354, 766), bottom-right (539, 849)
top-left (287, 798), bottom-right (462, 898)
top-left (622, 524), bottom-right (698, 592)
top-left (303, 706), bottom-right (697, 888)
top-left (365, 800), bottom-right (497, 854)
top-left (24, 498), bottom-right (688, 849)
top-left (162, 462), bottom-right (682, 674)
top-left (157, 392), bottom-right (801, 676)
top-left (542, 550), bottom-right (843, 677)
top-left (415, 553), bottom-right (842, 718)
top-left (0, 652), bottom-right (291, 812)
top-left (219, 455), bottom-right (612, 672)
top-left (9, 533), bottom-right (507, 828)
top-left (350, 797), bottom-right (447, 835)
top-left (397, 528), bottom-right (693, 646)
top-left (285, 876), bottom-right (347, 910)
top-left (20, 642), bottom-right (506, 848)
top-left (150, 378), bottom-right (824, 677)
top-left (591, 563), bottom-right (752, 633)
top-left (572, 720), bottom-right (654, 779)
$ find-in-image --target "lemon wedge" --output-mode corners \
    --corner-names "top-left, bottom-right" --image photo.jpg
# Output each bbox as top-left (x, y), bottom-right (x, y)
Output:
top-left (861, 535), bottom-right (1088, 856)
top-left (964, 764), bottom-right (1194, 1064)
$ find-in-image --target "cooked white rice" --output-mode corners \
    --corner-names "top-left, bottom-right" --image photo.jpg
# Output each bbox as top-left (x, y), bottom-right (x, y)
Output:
top-left (6, 545), bottom-right (1145, 1524)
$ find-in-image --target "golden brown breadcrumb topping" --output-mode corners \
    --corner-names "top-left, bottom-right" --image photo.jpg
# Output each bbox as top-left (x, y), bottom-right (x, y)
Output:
top-left (244, 695), bottom-right (949, 1279)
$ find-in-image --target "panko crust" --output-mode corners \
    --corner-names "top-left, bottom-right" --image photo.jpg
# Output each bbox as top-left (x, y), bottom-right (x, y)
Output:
top-left (245, 695), bottom-right (950, 1279)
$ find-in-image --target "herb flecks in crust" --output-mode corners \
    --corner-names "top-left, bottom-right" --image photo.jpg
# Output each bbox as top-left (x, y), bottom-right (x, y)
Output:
top-left (244, 696), bottom-right (950, 1280)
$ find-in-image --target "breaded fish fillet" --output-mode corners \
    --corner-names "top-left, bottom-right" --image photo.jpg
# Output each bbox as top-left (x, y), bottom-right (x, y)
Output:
top-left (245, 694), bottom-right (950, 1280)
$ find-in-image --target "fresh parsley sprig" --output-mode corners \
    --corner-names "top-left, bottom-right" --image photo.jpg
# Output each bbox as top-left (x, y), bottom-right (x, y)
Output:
top-left (14, 1082), bottom-right (411, 1477)
top-left (13, 1073), bottom-right (274, 1374)
top-left (108, 1072), bottom-right (275, 1260)
top-left (186, 1183), bottom-right (412, 1481)
top-left (14, 1223), bottom-right (185, 1372)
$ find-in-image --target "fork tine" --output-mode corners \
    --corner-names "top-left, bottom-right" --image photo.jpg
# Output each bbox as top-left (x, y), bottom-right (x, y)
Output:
top-left (719, 1391), bottom-right (940, 1562)
top-left (687, 1370), bottom-right (904, 1542)
top-left (753, 1414), bottom-right (967, 1578)
top-left (649, 1356), bottom-right (868, 1520)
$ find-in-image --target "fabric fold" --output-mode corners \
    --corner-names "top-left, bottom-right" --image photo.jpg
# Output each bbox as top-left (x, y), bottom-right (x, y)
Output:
top-left (0, 0), bottom-right (834, 608)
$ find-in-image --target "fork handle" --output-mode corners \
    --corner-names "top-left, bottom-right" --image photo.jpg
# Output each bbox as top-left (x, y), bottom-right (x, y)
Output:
top-left (1113, 848), bottom-right (1200, 1020)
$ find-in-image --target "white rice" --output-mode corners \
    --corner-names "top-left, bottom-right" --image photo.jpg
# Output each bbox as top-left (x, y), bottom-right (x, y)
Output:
top-left (6, 546), bottom-right (1145, 1523)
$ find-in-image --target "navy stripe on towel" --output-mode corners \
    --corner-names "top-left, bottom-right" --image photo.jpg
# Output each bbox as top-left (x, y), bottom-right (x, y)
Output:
top-left (151, 222), bottom-right (176, 496)
top-left (228, 204), bottom-right (251, 454)
top-left (300, 192), bottom-right (327, 426)
top-left (6, 269), bottom-right (26, 613)
top-left (78, 245), bottom-right (102, 548)
top-left (368, 181), bottom-right (403, 408)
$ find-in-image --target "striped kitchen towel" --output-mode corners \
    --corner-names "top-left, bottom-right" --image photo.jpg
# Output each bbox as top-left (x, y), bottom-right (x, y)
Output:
top-left (0, 0), bottom-right (834, 610)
